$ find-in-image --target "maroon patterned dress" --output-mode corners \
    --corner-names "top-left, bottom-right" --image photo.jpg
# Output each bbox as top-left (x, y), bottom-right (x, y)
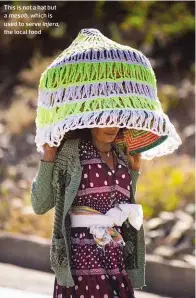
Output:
top-left (53, 139), bottom-right (135, 298)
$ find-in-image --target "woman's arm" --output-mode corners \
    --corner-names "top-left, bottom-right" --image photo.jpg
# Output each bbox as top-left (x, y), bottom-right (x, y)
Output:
top-left (130, 169), bottom-right (140, 197)
top-left (126, 148), bottom-right (141, 173)
top-left (30, 144), bottom-right (58, 215)
top-left (125, 149), bottom-right (142, 197)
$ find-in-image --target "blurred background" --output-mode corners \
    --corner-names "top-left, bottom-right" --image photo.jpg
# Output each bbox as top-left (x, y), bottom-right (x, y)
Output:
top-left (0, 1), bottom-right (195, 297)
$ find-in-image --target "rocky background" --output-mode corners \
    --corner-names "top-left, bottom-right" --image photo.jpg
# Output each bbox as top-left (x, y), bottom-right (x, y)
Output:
top-left (145, 205), bottom-right (195, 270)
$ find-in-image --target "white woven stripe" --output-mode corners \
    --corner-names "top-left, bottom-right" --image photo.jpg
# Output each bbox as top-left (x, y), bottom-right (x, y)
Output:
top-left (35, 109), bottom-right (182, 158)
top-left (38, 81), bottom-right (158, 108)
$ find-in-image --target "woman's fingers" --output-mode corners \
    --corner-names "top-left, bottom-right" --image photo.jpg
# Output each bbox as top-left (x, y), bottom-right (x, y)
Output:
top-left (126, 148), bottom-right (141, 171)
top-left (43, 143), bottom-right (58, 154)
top-left (42, 144), bottom-right (58, 162)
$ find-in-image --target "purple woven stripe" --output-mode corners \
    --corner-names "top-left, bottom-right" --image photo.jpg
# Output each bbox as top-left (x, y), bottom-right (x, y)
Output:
top-left (63, 81), bottom-right (157, 102)
top-left (49, 47), bottom-right (151, 70)
top-left (39, 81), bottom-right (157, 108)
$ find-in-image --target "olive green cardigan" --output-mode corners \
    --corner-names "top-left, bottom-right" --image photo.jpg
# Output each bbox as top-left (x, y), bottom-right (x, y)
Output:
top-left (30, 138), bottom-right (146, 289)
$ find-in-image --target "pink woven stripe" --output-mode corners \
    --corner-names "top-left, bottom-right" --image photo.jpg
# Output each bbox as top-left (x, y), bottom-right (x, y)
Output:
top-left (115, 185), bottom-right (131, 198)
top-left (81, 158), bottom-right (102, 165)
top-left (81, 158), bottom-right (126, 167)
top-left (72, 268), bottom-right (127, 276)
top-left (77, 184), bottom-right (131, 198)
top-left (77, 186), bottom-right (112, 196)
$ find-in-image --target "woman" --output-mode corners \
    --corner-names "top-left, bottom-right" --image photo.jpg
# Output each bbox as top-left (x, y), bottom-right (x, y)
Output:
top-left (31, 127), bottom-right (144, 298)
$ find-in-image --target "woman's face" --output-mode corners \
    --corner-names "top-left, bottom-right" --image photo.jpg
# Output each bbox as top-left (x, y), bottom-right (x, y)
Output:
top-left (91, 127), bottom-right (120, 143)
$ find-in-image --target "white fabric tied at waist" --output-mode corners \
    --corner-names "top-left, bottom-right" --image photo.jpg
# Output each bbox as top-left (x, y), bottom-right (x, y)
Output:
top-left (71, 203), bottom-right (143, 247)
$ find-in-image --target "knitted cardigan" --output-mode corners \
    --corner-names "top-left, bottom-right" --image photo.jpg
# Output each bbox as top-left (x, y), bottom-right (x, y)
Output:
top-left (30, 138), bottom-right (146, 289)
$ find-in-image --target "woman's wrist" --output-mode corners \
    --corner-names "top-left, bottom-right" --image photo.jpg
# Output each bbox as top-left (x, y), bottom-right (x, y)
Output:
top-left (127, 159), bottom-right (140, 172)
top-left (126, 150), bottom-right (142, 173)
top-left (41, 144), bottom-right (58, 162)
top-left (41, 153), bottom-right (56, 162)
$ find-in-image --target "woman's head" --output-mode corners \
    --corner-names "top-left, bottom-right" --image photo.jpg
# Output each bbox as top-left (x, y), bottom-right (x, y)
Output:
top-left (61, 127), bottom-right (123, 145)
top-left (90, 127), bottom-right (120, 144)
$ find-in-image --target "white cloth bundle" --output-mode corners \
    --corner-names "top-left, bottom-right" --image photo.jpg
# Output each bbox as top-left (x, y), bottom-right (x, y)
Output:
top-left (71, 203), bottom-right (143, 247)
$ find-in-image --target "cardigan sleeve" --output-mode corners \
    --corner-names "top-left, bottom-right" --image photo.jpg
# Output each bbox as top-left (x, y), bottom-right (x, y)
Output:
top-left (30, 160), bottom-right (56, 215)
top-left (131, 169), bottom-right (140, 198)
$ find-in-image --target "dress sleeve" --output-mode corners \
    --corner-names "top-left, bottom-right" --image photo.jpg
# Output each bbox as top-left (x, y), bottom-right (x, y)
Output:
top-left (30, 160), bottom-right (56, 215)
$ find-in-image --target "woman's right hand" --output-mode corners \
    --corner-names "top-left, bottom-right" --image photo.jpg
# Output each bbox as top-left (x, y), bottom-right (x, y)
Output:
top-left (42, 144), bottom-right (58, 162)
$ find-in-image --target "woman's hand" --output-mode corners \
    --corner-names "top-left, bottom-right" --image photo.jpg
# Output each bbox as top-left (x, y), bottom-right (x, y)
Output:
top-left (126, 147), bottom-right (142, 172)
top-left (42, 144), bottom-right (58, 162)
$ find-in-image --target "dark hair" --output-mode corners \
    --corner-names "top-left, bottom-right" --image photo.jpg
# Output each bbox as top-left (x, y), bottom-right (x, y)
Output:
top-left (78, 128), bottom-right (92, 140)
top-left (67, 128), bottom-right (92, 140)
top-left (58, 128), bottom-right (91, 152)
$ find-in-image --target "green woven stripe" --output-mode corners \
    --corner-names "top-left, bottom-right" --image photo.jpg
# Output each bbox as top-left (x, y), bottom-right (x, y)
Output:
top-left (39, 62), bottom-right (156, 91)
top-left (131, 129), bottom-right (147, 138)
top-left (36, 95), bottom-right (162, 127)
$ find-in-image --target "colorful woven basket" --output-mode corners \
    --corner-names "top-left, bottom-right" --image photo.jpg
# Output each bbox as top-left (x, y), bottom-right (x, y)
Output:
top-left (35, 28), bottom-right (182, 159)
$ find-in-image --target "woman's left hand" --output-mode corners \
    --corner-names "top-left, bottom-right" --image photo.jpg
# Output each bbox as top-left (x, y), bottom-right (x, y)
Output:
top-left (126, 148), bottom-right (142, 172)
